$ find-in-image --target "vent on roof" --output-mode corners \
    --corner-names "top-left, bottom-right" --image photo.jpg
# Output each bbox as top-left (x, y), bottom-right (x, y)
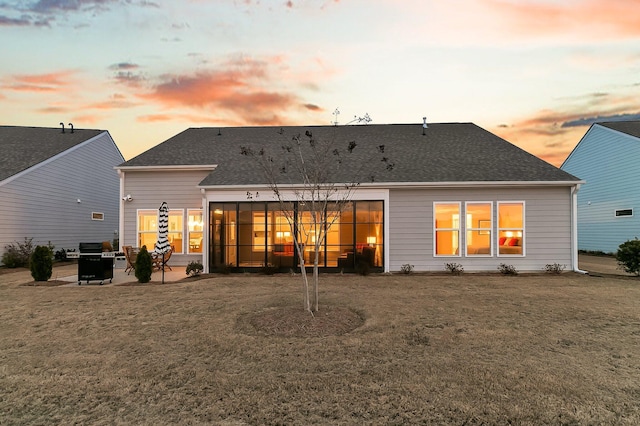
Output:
top-left (68, 123), bottom-right (74, 133)
top-left (422, 117), bottom-right (428, 135)
top-left (60, 122), bottom-right (65, 133)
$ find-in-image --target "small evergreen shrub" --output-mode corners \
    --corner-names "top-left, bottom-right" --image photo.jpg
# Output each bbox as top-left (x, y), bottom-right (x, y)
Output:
top-left (444, 262), bottom-right (464, 275)
top-left (135, 245), bottom-right (153, 283)
top-left (616, 238), bottom-right (640, 276)
top-left (400, 264), bottom-right (414, 274)
top-left (30, 245), bottom-right (53, 281)
top-left (498, 263), bottom-right (518, 275)
top-left (544, 263), bottom-right (566, 274)
top-left (2, 237), bottom-right (34, 268)
top-left (186, 261), bottom-right (204, 277)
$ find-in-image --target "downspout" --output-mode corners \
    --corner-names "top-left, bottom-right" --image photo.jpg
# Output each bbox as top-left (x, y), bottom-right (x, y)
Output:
top-left (117, 169), bottom-right (125, 251)
top-left (571, 184), bottom-right (588, 274)
top-left (201, 188), bottom-right (208, 273)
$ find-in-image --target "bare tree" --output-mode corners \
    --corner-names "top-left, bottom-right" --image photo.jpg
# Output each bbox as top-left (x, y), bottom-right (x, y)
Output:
top-left (241, 124), bottom-right (393, 314)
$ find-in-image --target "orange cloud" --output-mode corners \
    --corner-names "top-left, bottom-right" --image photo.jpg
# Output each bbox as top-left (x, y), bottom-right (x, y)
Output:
top-left (490, 94), bottom-right (640, 166)
top-left (484, 0), bottom-right (640, 39)
top-left (137, 56), bottom-right (320, 124)
top-left (3, 70), bottom-right (76, 93)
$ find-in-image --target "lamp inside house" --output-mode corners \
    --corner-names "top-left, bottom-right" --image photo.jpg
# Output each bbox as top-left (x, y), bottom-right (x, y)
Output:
top-left (367, 236), bottom-right (377, 245)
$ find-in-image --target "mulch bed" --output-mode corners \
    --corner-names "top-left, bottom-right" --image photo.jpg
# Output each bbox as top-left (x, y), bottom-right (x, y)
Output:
top-left (244, 305), bottom-right (365, 337)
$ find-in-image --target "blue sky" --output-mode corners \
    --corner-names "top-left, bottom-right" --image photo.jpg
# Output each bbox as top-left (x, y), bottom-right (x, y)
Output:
top-left (1, 0), bottom-right (639, 165)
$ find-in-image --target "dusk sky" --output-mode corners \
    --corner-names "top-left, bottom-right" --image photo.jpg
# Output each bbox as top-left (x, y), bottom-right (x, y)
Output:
top-left (1, 0), bottom-right (639, 166)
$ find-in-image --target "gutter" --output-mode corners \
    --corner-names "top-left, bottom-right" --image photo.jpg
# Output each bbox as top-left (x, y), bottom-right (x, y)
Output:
top-left (571, 184), bottom-right (588, 274)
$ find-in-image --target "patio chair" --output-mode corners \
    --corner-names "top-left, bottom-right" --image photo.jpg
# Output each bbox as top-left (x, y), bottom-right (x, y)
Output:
top-left (152, 245), bottom-right (174, 271)
top-left (123, 246), bottom-right (137, 275)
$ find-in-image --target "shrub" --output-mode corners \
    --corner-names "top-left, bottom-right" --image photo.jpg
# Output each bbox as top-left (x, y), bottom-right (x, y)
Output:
top-left (400, 264), bottom-right (414, 274)
top-left (544, 263), bottom-right (566, 274)
top-left (444, 262), bottom-right (464, 275)
top-left (498, 263), bottom-right (518, 275)
top-left (186, 261), bottom-right (204, 277)
top-left (356, 261), bottom-right (370, 276)
top-left (54, 249), bottom-right (68, 262)
top-left (30, 245), bottom-right (53, 281)
top-left (260, 263), bottom-right (278, 275)
top-left (616, 238), bottom-right (640, 276)
top-left (134, 245), bottom-right (153, 283)
top-left (2, 237), bottom-right (34, 268)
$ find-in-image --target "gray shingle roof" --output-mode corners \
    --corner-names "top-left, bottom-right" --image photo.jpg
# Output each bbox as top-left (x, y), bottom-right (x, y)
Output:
top-left (599, 121), bottom-right (640, 139)
top-left (0, 126), bottom-right (104, 182)
top-left (119, 123), bottom-right (580, 186)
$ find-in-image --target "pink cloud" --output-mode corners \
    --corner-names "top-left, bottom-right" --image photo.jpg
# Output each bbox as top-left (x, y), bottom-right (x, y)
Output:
top-left (483, 0), bottom-right (640, 39)
top-left (3, 71), bottom-right (76, 93)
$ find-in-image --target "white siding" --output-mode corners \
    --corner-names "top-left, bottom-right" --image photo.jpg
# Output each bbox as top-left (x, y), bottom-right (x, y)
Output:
top-left (0, 132), bottom-right (123, 260)
top-left (120, 169), bottom-right (211, 266)
top-left (389, 187), bottom-right (573, 272)
top-left (562, 125), bottom-right (640, 253)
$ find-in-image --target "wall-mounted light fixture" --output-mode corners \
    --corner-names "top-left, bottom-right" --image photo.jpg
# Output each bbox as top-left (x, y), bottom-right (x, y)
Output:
top-left (123, 194), bottom-right (133, 202)
top-left (76, 199), bottom-right (81, 203)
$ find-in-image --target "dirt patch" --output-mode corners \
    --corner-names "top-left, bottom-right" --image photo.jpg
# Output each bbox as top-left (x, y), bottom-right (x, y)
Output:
top-left (242, 305), bottom-right (365, 337)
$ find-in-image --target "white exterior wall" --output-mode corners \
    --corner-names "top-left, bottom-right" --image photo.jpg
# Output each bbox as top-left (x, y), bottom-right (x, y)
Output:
top-left (561, 125), bottom-right (640, 253)
top-left (119, 169), bottom-right (211, 266)
top-left (0, 132), bottom-right (123, 259)
top-left (388, 186), bottom-right (574, 272)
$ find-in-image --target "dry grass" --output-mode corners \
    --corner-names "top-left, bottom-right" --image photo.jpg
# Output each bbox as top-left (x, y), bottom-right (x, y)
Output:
top-left (1, 267), bottom-right (639, 425)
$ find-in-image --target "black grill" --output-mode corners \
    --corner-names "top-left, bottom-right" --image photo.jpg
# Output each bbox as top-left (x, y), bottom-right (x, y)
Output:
top-left (77, 242), bottom-right (113, 285)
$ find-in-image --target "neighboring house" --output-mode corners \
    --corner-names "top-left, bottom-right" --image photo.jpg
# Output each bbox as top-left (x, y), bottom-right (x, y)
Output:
top-left (561, 121), bottom-right (640, 253)
top-left (116, 123), bottom-right (582, 273)
top-left (0, 125), bottom-right (124, 262)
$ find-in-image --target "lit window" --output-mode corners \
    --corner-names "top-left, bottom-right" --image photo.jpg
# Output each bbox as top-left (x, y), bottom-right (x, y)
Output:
top-left (137, 209), bottom-right (184, 254)
top-left (465, 202), bottom-right (492, 256)
top-left (497, 202), bottom-right (524, 256)
top-left (188, 210), bottom-right (203, 253)
top-left (434, 202), bottom-right (460, 256)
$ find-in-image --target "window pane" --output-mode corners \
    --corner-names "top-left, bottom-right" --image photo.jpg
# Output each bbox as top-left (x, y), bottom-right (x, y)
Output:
top-left (466, 203), bottom-right (491, 256)
top-left (168, 211), bottom-right (183, 254)
top-left (498, 202), bottom-right (524, 256)
top-left (434, 203), bottom-right (460, 256)
top-left (138, 210), bottom-right (157, 251)
top-left (188, 210), bottom-right (203, 253)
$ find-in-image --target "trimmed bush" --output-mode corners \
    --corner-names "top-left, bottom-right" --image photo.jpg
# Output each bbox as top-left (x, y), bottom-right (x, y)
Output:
top-left (135, 245), bottom-right (153, 283)
top-left (616, 238), bottom-right (640, 276)
top-left (400, 264), bottom-right (414, 274)
top-left (30, 245), bottom-right (53, 281)
top-left (186, 261), bottom-right (204, 277)
top-left (444, 262), bottom-right (464, 275)
top-left (498, 263), bottom-right (518, 275)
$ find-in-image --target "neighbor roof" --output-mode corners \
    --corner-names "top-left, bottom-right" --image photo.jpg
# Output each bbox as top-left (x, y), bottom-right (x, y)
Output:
top-left (0, 126), bottom-right (104, 182)
top-left (118, 123), bottom-right (580, 186)
top-left (599, 121), bottom-right (640, 139)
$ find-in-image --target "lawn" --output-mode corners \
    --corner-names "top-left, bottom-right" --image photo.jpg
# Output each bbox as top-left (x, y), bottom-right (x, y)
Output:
top-left (1, 269), bottom-right (639, 425)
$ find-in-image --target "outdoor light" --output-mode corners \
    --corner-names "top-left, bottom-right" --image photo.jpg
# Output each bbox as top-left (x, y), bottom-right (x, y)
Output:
top-left (123, 194), bottom-right (133, 202)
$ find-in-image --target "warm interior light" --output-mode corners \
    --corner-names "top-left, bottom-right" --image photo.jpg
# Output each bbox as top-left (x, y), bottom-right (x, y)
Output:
top-left (284, 231), bottom-right (291, 237)
top-left (276, 231), bottom-right (283, 238)
top-left (506, 231), bottom-right (514, 237)
top-left (516, 231), bottom-right (522, 237)
top-left (214, 209), bottom-right (223, 215)
top-left (367, 236), bottom-right (376, 245)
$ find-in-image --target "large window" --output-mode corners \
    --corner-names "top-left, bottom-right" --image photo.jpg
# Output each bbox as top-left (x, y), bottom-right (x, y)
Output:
top-left (137, 209), bottom-right (184, 254)
top-left (434, 203), bottom-right (460, 256)
top-left (497, 202), bottom-right (524, 256)
top-left (465, 202), bottom-right (492, 256)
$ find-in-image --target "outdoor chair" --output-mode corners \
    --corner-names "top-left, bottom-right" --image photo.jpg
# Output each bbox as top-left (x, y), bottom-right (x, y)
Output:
top-left (152, 245), bottom-right (174, 271)
top-left (123, 246), bottom-right (137, 275)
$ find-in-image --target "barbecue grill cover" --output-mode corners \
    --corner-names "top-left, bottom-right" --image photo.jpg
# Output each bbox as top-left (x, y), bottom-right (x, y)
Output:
top-left (79, 242), bottom-right (103, 253)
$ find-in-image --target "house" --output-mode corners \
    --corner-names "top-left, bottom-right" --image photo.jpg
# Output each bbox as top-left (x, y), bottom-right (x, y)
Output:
top-left (116, 123), bottom-right (582, 273)
top-left (561, 121), bottom-right (640, 253)
top-left (0, 125), bottom-right (124, 262)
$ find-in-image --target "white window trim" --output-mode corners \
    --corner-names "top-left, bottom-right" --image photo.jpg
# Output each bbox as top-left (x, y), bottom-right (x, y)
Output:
top-left (464, 201), bottom-right (493, 257)
top-left (433, 202), bottom-right (461, 257)
top-left (187, 209), bottom-right (204, 254)
top-left (497, 201), bottom-right (525, 257)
